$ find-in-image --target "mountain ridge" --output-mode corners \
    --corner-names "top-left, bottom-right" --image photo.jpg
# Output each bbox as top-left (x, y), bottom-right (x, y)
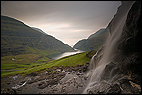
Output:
top-left (1, 15), bottom-right (74, 57)
top-left (73, 28), bottom-right (108, 51)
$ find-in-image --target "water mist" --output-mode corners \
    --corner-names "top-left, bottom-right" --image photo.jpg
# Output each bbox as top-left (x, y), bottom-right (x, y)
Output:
top-left (83, 1), bottom-right (134, 94)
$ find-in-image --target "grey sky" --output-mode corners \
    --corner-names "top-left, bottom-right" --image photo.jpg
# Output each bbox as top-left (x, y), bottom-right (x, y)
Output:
top-left (1, 1), bottom-right (121, 47)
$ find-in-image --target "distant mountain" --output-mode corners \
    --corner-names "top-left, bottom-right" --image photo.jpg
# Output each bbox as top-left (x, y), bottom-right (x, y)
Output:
top-left (88, 28), bottom-right (107, 39)
top-left (73, 28), bottom-right (108, 51)
top-left (1, 15), bottom-right (74, 57)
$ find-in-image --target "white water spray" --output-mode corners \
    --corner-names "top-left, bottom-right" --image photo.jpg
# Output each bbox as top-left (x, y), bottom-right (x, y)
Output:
top-left (83, 1), bottom-right (134, 94)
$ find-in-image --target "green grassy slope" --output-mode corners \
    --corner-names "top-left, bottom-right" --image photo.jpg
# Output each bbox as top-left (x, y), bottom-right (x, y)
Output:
top-left (1, 54), bottom-right (50, 77)
top-left (1, 52), bottom-right (90, 77)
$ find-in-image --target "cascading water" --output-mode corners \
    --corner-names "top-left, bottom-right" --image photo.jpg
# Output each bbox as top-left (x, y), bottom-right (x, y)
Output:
top-left (83, 1), bottom-right (134, 94)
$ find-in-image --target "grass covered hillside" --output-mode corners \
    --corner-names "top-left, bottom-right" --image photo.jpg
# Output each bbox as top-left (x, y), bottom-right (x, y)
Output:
top-left (1, 15), bottom-right (74, 57)
top-left (73, 28), bottom-right (108, 51)
top-left (1, 52), bottom-right (91, 77)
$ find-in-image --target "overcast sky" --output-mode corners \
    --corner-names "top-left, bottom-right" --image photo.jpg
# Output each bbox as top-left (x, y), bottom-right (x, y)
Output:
top-left (1, 1), bottom-right (121, 47)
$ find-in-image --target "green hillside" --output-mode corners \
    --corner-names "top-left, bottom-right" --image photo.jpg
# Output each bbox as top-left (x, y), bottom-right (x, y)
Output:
top-left (1, 52), bottom-right (90, 77)
top-left (1, 15), bottom-right (74, 57)
top-left (73, 28), bottom-right (108, 51)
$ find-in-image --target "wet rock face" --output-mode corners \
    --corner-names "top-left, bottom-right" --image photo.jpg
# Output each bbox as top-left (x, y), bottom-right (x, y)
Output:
top-left (100, 62), bottom-right (119, 81)
top-left (106, 1), bottom-right (141, 93)
top-left (85, 1), bottom-right (141, 94)
top-left (117, 1), bottom-right (141, 75)
top-left (86, 75), bottom-right (141, 94)
top-left (119, 1), bottom-right (141, 53)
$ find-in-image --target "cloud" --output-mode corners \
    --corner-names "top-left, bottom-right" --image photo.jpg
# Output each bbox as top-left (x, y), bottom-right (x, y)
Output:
top-left (1, 1), bottom-right (121, 46)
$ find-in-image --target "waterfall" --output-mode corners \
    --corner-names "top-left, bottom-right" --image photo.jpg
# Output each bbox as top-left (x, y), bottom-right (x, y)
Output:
top-left (87, 50), bottom-right (99, 70)
top-left (83, 1), bottom-right (134, 94)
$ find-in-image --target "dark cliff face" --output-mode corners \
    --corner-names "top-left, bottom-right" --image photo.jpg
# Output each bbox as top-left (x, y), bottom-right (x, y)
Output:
top-left (118, 1), bottom-right (141, 54)
top-left (85, 1), bottom-right (141, 94)
top-left (100, 1), bottom-right (141, 76)
top-left (117, 1), bottom-right (141, 76)
top-left (104, 0), bottom-right (141, 86)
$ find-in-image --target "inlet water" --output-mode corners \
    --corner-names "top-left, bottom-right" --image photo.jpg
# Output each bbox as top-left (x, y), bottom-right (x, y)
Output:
top-left (52, 49), bottom-right (84, 60)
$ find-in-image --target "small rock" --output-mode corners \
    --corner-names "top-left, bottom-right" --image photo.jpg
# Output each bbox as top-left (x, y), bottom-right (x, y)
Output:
top-left (56, 69), bottom-right (61, 72)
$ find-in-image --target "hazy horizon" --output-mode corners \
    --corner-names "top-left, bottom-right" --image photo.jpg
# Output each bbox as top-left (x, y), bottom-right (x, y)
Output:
top-left (1, 1), bottom-right (121, 47)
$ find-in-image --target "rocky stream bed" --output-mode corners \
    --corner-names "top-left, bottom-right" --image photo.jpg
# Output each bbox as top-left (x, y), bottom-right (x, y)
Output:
top-left (1, 63), bottom-right (90, 94)
top-left (1, 61), bottom-right (141, 94)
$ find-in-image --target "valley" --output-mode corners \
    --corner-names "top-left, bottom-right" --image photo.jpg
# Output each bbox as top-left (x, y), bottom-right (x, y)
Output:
top-left (1, 15), bottom-right (96, 94)
top-left (1, 1), bottom-right (141, 94)
top-left (1, 51), bottom-right (96, 94)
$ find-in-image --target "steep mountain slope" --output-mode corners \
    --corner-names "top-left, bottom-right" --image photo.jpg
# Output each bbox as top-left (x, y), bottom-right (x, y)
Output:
top-left (1, 16), bottom-right (74, 57)
top-left (88, 28), bottom-right (107, 39)
top-left (73, 28), bottom-right (108, 51)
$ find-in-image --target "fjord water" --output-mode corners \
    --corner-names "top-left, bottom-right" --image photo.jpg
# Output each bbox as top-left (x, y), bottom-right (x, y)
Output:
top-left (83, 1), bottom-right (134, 94)
top-left (52, 49), bottom-right (84, 60)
